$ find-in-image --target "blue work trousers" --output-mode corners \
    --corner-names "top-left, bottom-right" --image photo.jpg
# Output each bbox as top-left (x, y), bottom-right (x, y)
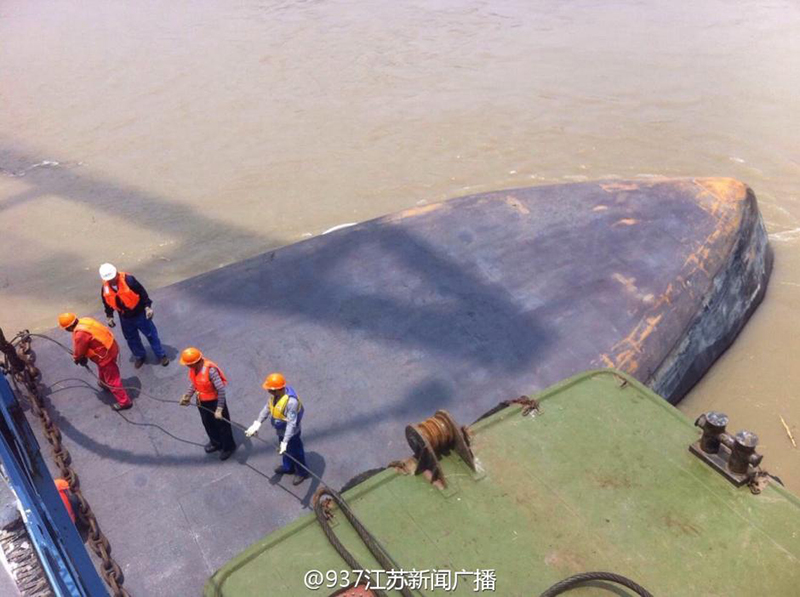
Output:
top-left (278, 431), bottom-right (307, 476)
top-left (120, 311), bottom-right (165, 360)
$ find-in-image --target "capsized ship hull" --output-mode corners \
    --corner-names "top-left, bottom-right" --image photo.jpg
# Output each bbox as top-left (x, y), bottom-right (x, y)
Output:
top-left (27, 178), bottom-right (771, 595)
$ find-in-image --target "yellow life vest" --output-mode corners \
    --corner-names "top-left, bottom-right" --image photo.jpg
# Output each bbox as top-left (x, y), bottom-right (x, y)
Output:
top-left (268, 393), bottom-right (303, 421)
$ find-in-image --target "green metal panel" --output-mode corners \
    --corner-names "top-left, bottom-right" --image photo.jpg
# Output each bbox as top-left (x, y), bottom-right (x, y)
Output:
top-left (206, 370), bottom-right (800, 596)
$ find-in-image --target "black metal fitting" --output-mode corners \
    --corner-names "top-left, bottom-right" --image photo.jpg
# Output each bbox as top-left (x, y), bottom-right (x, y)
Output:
top-left (697, 411), bottom-right (728, 454)
top-left (690, 412), bottom-right (764, 488)
top-left (728, 431), bottom-right (763, 474)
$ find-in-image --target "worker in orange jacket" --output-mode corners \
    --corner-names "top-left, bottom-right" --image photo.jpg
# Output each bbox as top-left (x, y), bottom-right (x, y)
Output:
top-left (179, 347), bottom-right (237, 460)
top-left (58, 312), bottom-right (133, 410)
top-left (99, 263), bottom-right (169, 368)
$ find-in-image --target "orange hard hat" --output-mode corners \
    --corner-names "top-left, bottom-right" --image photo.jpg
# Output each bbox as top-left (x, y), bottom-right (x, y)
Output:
top-left (58, 312), bottom-right (78, 329)
top-left (263, 372), bottom-right (286, 390)
top-left (180, 347), bottom-right (203, 366)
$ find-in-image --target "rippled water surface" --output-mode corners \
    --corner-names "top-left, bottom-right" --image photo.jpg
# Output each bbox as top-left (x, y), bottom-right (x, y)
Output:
top-left (1, 1), bottom-right (799, 489)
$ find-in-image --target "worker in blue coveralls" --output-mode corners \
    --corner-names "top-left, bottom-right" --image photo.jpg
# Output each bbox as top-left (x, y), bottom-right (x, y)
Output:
top-left (245, 372), bottom-right (309, 485)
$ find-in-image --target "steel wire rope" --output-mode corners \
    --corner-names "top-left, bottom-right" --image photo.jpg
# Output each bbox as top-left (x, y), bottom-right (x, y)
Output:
top-left (539, 571), bottom-right (653, 596)
top-left (28, 334), bottom-right (656, 597)
top-left (27, 332), bottom-right (413, 595)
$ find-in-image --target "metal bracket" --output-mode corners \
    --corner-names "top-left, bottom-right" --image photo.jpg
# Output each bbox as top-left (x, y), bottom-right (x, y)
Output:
top-left (690, 412), bottom-right (764, 488)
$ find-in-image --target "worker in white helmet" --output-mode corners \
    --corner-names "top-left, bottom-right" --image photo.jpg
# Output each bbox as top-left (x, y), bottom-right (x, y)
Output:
top-left (98, 263), bottom-right (169, 368)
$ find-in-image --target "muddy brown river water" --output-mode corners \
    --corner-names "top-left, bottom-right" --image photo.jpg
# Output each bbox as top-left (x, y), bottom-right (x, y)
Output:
top-left (1, 0), bottom-right (799, 491)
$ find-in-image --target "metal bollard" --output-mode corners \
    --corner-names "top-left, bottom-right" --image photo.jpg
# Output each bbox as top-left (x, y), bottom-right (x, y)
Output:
top-left (728, 431), bottom-right (763, 475)
top-left (698, 411), bottom-right (728, 454)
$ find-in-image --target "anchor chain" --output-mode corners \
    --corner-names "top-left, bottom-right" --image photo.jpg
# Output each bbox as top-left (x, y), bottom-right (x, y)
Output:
top-left (0, 328), bottom-right (130, 597)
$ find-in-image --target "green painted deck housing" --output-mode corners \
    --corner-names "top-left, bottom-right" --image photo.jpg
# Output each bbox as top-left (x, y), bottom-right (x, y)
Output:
top-left (205, 370), bottom-right (800, 596)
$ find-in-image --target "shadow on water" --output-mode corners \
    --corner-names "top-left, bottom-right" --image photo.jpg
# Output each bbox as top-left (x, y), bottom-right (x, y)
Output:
top-left (2, 140), bottom-right (548, 376)
top-left (4, 140), bottom-right (553, 473)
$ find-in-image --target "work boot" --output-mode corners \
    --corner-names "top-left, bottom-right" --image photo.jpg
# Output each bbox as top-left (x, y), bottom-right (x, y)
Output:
top-left (292, 474), bottom-right (309, 486)
top-left (134, 357), bottom-right (145, 369)
top-left (204, 442), bottom-right (220, 453)
top-left (160, 356), bottom-right (170, 367)
top-left (219, 445), bottom-right (237, 461)
top-left (274, 466), bottom-right (291, 475)
top-left (112, 402), bottom-right (132, 411)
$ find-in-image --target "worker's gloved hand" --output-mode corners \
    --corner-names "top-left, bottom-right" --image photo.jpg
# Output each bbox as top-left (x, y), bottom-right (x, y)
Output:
top-left (214, 407), bottom-right (223, 420)
top-left (179, 393), bottom-right (192, 407)
top-left (106, 317), bottom-right (116, 328)
top-left (245, 421), bottom-right (261, 437)
top-left (74, 356), bottom-right (88, 367)
top-left (279, 441), bottom-right (288, 455)
top-left (145, 306), bottom-right (154, 320)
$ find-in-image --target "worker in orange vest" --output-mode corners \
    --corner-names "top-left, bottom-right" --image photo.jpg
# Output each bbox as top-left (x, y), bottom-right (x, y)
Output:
top-left (179, 347), bottom-right (237, 460)
top-left (99, 263), bottom-right (169, 369)
top-left (58, 313), bottom-right (133, 410)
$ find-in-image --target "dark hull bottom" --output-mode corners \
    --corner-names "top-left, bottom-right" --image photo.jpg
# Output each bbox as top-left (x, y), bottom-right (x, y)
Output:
top-left (26, 178), bottom-right (770, 595)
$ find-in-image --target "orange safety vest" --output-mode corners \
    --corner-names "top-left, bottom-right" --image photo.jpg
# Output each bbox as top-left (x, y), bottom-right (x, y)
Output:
top-left (55, 478), bottom-right (76, 523)
top-left (188, 360), bottom-right (228, 402)
top-left (102, 272), bottom-right (140, 311)
top-left (74, 317), bottom-right (115, 362)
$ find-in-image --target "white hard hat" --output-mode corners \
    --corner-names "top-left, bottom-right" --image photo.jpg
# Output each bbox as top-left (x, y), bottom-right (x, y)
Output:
top-left (99, 263), bottom-right (118, 281)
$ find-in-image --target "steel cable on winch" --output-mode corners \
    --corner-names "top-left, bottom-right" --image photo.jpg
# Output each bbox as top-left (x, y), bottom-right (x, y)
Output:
top-left (27, 331), bottom-right (415, 596)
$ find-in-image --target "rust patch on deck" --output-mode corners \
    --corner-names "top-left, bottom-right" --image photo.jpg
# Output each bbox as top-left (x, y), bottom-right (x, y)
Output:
top-left (612, 273), bottom-right (637, 294)
top-left (691, 177), bottom-right (748, 217)
top-left (593, 473), bottom-right (635, 490)
top-left (664, 513), bottom-right (701, 537)
top-left (545, 550), bottom-right (587, 574)
top-left (504, 195), bottom-right (531, 215)
top-left (385, 202), bottom-right (445, 222)
top-left (600, 182), bottom-right (641, 193)
top-left (595, 180), bottom-right (751, 378)
top-left (607, 313), bottom-right (664, 374)
top-left (611, 274), bottom-right (656, 305)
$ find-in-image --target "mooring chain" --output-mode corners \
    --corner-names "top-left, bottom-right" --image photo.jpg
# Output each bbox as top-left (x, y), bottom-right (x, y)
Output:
top-left (0, 329), bottom-right (129, 597)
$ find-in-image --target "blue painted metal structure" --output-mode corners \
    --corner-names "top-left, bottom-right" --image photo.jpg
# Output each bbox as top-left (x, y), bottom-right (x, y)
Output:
top-left (0, 372), bottom-right (107, 596)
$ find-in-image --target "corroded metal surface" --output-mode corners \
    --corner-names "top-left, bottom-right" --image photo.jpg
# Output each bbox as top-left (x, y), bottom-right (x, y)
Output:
top-left (23, 178), bottom-right (771, 595)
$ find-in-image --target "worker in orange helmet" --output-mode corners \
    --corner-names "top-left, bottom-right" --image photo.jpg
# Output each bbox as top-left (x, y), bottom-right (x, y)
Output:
top-left (179, 347), bottom-right (237, 460)
top-left (58, 312), bottom-right (132, 410)
top-left (245, 373), bottom-right (308, 485)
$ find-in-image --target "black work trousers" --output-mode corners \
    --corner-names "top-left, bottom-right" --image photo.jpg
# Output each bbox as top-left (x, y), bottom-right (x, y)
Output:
top-left (198, 400), bottom-right (235, 452)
